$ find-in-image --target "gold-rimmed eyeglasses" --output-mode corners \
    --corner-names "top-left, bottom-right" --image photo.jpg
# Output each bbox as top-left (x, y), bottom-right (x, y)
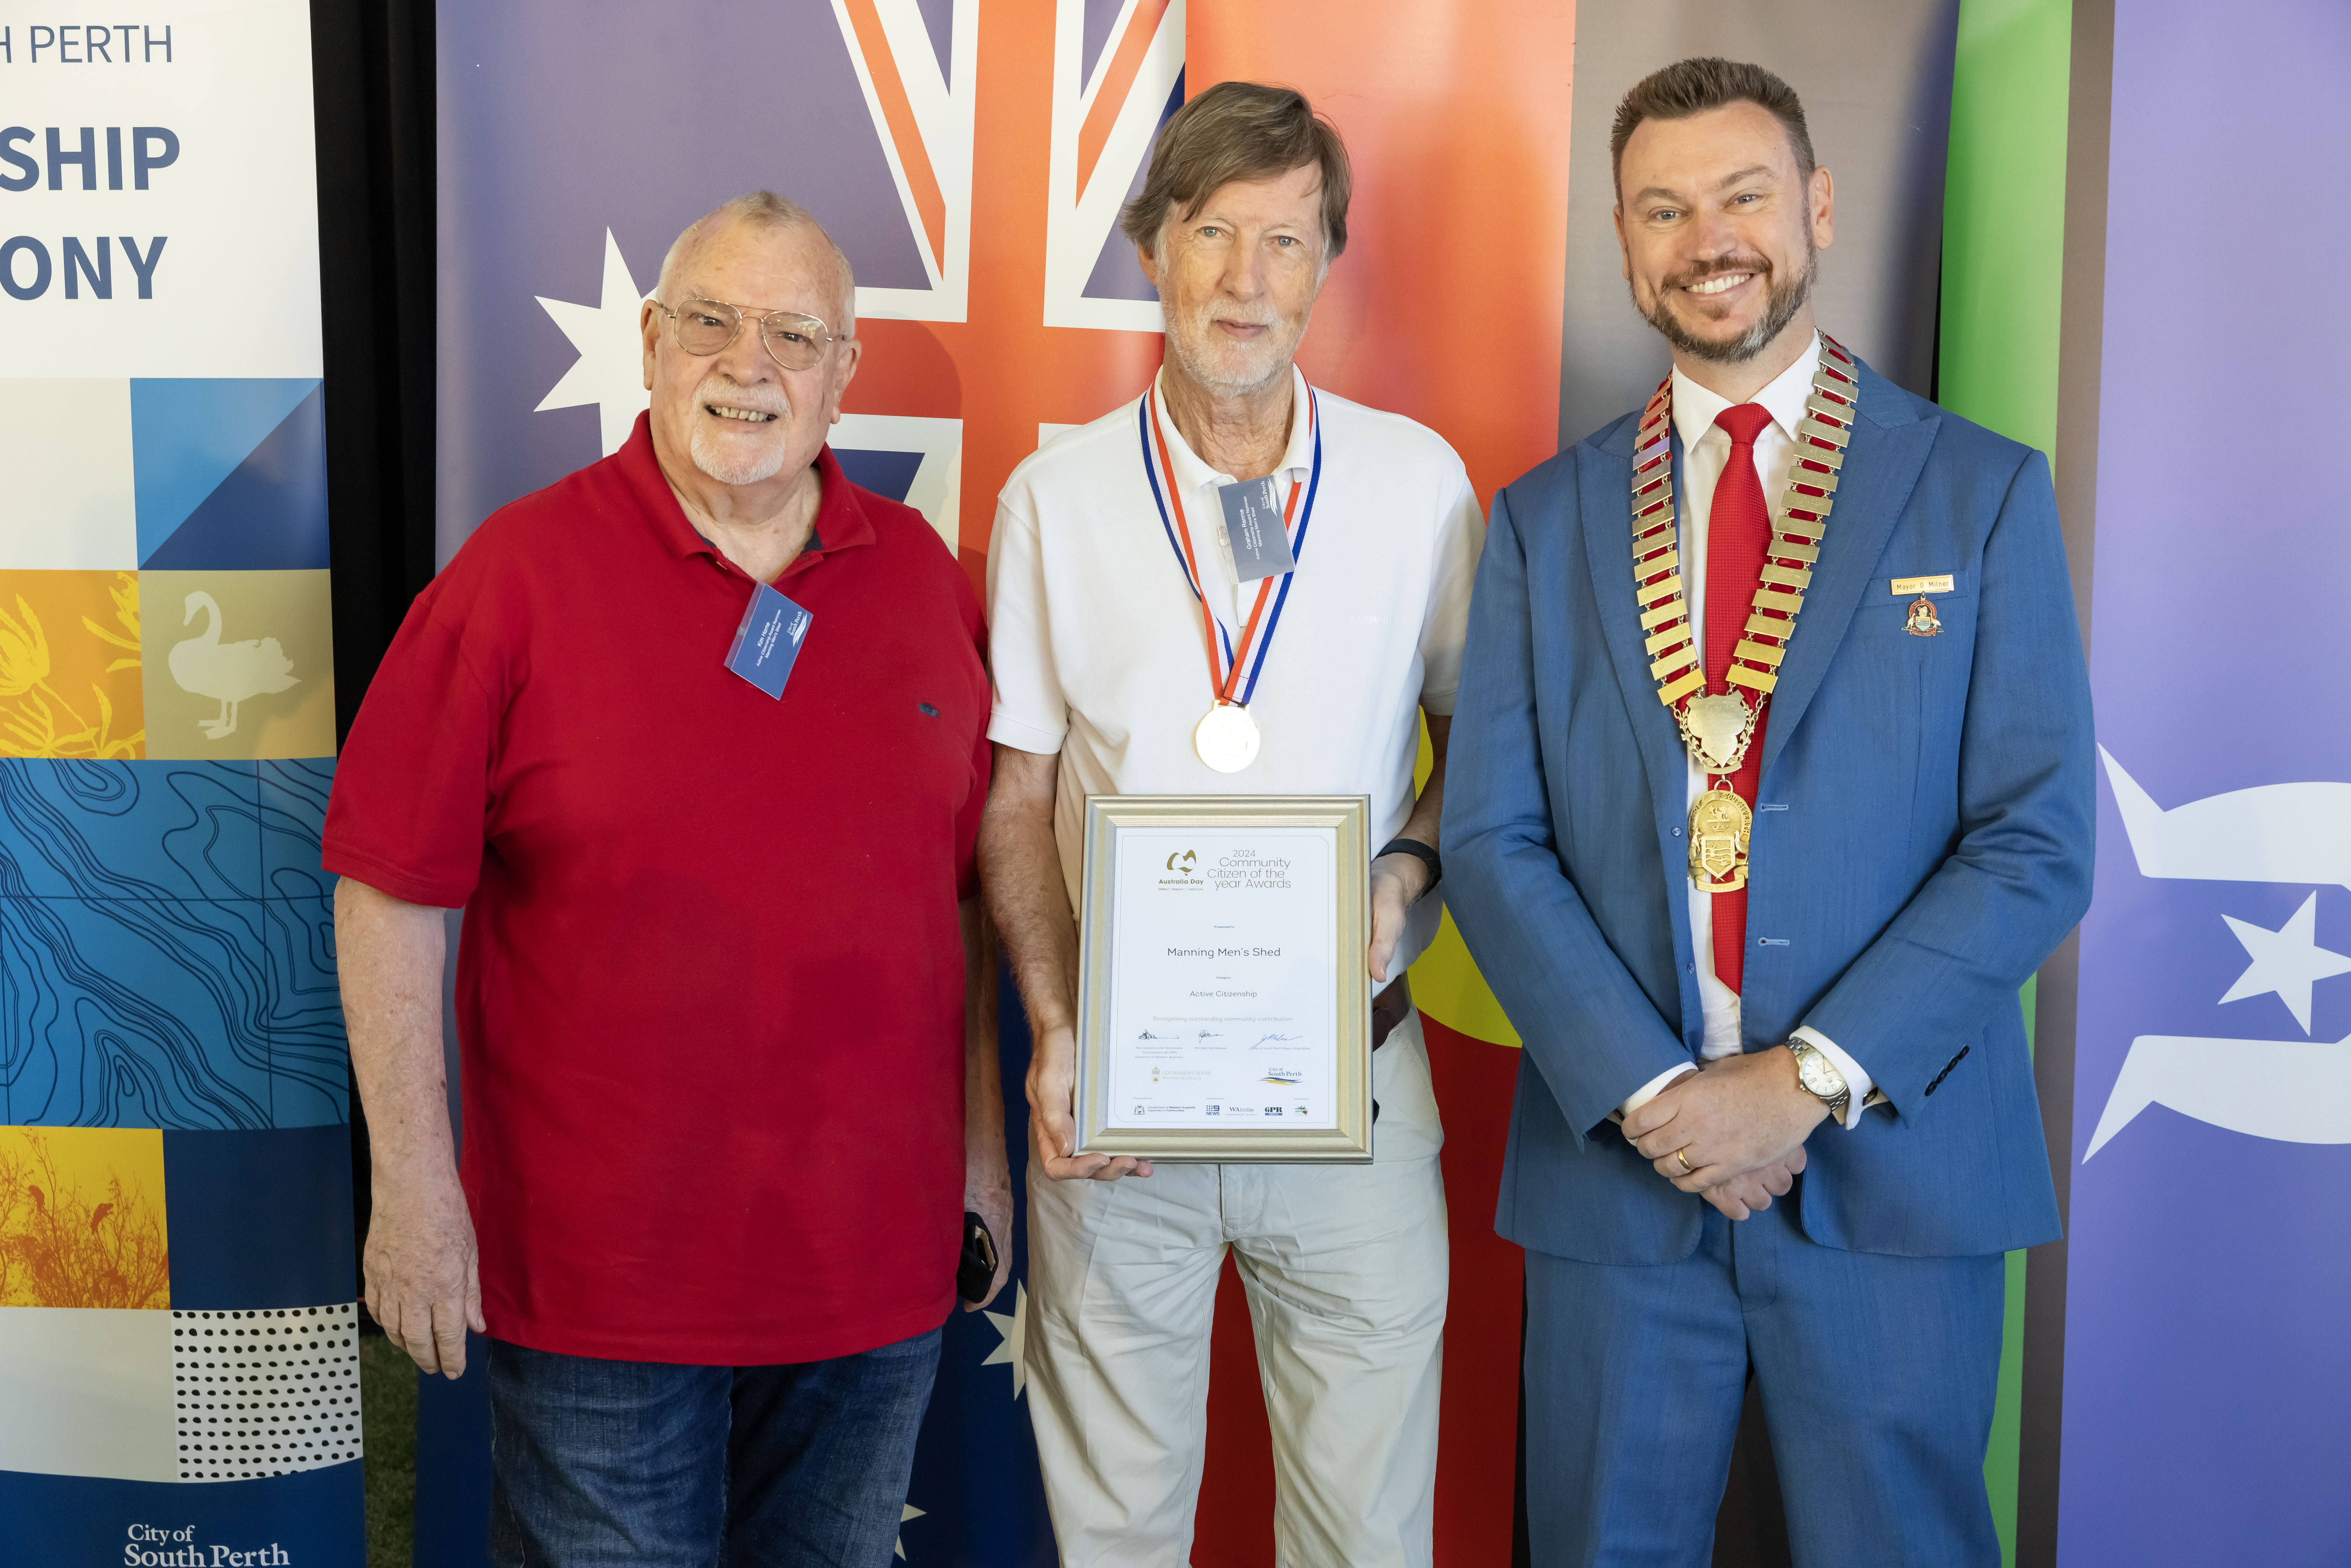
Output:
top-left (653, 297), bottom-right (841, 372)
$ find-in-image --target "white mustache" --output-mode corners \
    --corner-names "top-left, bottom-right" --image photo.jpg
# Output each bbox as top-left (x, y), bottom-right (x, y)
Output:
top-left (694, 374), bottom-right (790, 419)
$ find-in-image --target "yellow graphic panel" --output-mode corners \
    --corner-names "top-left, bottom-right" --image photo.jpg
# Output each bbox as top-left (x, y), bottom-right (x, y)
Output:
top-left (1408, 712), bottom-right (1521, 1048)
top-left (1413, 908), bottom-right (1524, 1049)
top-left (0, 1127), bottom-right (170, 1310)
top-left (0, 570), bottom-right (145, 760)
top-left (139, 570), bottom-right (337, 760)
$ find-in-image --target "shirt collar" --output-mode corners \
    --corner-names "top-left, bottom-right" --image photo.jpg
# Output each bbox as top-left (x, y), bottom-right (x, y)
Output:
top-left (618, 411), bottom-right (877, 572)
top-left (1667, 330), bottom-right (1821, 450)
top-left (1149, 362), bottom-right (1315, 497)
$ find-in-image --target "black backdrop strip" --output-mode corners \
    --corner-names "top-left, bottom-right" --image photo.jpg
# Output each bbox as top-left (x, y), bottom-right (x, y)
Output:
top-left (310, 0), bottom-right (438, 1315)
top-left (312, 0), bottom-right (439, 748)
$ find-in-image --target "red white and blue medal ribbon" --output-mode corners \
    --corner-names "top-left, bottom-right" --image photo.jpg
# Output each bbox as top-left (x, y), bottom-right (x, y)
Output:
top-left (1137, 381), bottom-right (1323, 771)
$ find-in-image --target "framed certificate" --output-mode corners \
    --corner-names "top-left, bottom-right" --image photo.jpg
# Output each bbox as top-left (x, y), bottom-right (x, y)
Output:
top-left (1074, 795), bottom-right (1372, 1163)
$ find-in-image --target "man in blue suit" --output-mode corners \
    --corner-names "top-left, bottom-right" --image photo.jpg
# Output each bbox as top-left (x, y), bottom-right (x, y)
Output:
top-left (1443, 58), bottom-right (2092, 1565)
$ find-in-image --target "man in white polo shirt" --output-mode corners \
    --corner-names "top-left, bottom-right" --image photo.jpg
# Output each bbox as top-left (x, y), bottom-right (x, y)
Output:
top-left (980, 81), bottom-right (1483, 1568)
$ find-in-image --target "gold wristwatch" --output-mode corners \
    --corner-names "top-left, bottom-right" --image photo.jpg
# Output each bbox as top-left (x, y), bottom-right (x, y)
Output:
top-left (1787, 1037), bottom-right (1851, 1120)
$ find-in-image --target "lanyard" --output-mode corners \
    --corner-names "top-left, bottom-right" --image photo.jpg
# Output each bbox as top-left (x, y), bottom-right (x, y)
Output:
top-left (1137, 382), bottom-right (1323, 707)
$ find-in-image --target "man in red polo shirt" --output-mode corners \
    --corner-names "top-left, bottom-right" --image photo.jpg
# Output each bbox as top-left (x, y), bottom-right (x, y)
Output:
top-left (326, 190), bottom-right (1006, 1568)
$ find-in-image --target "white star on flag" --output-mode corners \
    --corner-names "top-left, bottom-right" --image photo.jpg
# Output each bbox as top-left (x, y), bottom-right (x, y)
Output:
top-left (982, 1281), bottom-right (1028, 1400)
top-left (2220, 892), bottom-right (2351, 1032)
top-left (895, 1502), bottom-right (924, 1560)
top-left (535, 228), bottom-right (652, 457)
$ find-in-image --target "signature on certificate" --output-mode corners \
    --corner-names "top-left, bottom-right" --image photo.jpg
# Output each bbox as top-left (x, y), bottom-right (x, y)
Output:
top-left (1250, 1032), bottom-right (1303, 1048)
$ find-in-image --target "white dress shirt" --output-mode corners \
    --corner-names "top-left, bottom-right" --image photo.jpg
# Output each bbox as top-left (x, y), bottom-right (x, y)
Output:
top-left (1620, 334), bottom-right (1879, 1128)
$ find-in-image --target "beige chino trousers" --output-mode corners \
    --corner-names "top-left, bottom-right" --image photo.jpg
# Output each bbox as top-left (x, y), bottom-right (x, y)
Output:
top-left (1025, 1009), bottom-right (1450, 1568)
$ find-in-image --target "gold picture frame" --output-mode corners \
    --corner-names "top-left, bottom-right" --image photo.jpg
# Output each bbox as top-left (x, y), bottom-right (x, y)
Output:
top-left (1074, 794), bottom-right (1372, 1163)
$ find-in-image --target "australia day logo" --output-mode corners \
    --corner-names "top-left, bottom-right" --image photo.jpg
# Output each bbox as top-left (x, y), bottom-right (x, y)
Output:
top-left (2084, 747), bottom-right (2351, 1158)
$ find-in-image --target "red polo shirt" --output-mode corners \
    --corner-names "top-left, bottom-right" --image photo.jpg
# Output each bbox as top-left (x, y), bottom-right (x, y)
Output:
top-left (325, 415), bottom-right (988, 1365)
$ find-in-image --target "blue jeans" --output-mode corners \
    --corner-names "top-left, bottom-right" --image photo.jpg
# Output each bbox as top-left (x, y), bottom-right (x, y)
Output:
top-left (487, 1328), bottom-right (943, 1568)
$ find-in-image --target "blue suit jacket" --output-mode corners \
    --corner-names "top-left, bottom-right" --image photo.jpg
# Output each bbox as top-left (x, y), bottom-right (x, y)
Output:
top-left (1443, 359), bottom-right (2090, 1265)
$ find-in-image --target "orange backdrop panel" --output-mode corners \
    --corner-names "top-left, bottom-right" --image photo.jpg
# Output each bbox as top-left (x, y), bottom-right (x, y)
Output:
top-left (1189, 0), bottom-right (1578, 509)
top-left (1185, 9), bottom-right (1575, 1564)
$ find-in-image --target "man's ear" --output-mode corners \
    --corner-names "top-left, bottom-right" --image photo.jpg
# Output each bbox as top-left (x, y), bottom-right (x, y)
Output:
top-left (640, 300), bottom-right (662, 392)
top-left (1810, 166), bottom-right (1836, 251)
top-left (1612, 204), bottom-right (1632, 282)
top-left (1136, 240), bottom-right (1161, 289)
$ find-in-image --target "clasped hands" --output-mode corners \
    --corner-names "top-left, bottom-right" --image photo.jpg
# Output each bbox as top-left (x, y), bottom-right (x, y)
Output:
top-left (1621, 1046), bottom-right (1829, 1221)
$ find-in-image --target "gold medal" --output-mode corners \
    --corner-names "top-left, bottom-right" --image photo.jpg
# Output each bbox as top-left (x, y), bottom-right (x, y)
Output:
top-left (1193, 703), bottom-right (1262, 773)
top-left (1630, 337), bottom-right (1861, 894)
top-left (1689, 787), bottom-right (1752, 890)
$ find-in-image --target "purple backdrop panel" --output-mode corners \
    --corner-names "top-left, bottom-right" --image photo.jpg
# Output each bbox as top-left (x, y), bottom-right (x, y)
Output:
top-left (2060, 1), bottom-right (2351, 1562)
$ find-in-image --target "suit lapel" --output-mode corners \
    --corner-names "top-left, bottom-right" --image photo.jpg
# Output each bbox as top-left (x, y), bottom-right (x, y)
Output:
top-left (1757, 360), bottom-right (1940, 780)
top-left (1581, 426), bottom-right (1699, 843)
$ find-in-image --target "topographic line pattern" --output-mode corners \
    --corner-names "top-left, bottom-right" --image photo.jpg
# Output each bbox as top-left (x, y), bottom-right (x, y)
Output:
top-left (1, 758), bottom-right (345, 1129)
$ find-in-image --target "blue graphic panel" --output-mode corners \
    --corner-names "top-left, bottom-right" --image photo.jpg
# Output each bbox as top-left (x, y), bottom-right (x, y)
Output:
top-left (163, 1126), bottom-right (355, 1309)
top-left (0, 759), bottom-right (261, 902)
top-left (257, 758), bottom-right (334, 903)
top-left (130, 379), bottom-right (320, 564)
top-left (142, 386), bottom-right (331, 571)
top-left (2, 897), bottom-right (281, 1129)
top-left (0, 1463), bottom-right (363, 1568)
top-left (833, 448), bottom-right (926, 505)
top-left (260, 896), bottom-right (348, 1129)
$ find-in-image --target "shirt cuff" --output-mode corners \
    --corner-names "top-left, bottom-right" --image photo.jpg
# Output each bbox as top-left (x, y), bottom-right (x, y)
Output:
top-left (985, 709), bottom-right (1067, 754)
top-left (1612, 1063), bottom-right (1699, 1124)
top-left (1791, 1026), bottom-right (1879, 1129)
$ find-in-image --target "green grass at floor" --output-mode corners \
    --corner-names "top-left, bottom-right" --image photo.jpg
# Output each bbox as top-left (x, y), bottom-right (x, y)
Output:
top-left (361, 1332), bottom-right (418, 1568)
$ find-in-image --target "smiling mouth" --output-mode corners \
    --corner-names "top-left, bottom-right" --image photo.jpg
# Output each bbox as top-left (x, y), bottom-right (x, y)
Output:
top-left (706, 403), bottom-right (778, 424)
top-left (1684, 272), bottom-right (1754, 296)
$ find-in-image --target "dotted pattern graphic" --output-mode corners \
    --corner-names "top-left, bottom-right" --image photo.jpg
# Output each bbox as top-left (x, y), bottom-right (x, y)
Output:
top-left (172, 1303), bottom-right (363, 1482)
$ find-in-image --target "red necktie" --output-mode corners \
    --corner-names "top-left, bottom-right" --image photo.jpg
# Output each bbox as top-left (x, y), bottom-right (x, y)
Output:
top-left (1705, 403), bottom-right (1775, 995)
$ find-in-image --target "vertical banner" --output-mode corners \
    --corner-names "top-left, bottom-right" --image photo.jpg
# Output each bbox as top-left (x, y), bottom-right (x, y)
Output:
top-left (0, 5), bottom-right (361, 1565)
top-left (2059, 1), bottom-right (2351, 1561)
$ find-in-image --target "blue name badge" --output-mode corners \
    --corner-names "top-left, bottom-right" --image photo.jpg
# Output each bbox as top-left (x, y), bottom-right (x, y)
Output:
top-left (1217, 476), bottom-right (1296, 582)
top-left (725, 581), bottom-right (813, 699)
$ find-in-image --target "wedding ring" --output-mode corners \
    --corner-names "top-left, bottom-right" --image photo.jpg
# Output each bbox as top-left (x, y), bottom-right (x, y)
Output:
top-left (1674, 1147), bottom-right (1694, 1175)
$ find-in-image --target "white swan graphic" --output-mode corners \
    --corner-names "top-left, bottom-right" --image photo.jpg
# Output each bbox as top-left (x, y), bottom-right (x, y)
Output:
top-left (168, 591), bottom-right (298, 739)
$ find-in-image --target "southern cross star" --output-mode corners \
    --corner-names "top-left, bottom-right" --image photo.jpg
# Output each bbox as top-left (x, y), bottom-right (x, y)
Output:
top-left (2220, 892), bottom-right (2351, 1033)
top-left (982, 1281), bottom-right (1028, 1400)
top-left (535, 228), bottom-right (653, 457)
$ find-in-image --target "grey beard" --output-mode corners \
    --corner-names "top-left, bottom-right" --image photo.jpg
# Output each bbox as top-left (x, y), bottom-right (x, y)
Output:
top-left (690, 418), bottom-right (791, 486)
top-left (1639, 246), bottom-right (1817, 365)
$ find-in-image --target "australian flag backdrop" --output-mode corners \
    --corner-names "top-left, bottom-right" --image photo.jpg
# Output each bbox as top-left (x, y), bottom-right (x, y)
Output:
top-left (429, 2), bottom-right (1981, 1565)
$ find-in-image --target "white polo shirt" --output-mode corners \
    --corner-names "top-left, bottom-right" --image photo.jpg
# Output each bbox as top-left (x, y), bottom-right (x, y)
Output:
top-left (987, 364), bottom-right (1485, 977)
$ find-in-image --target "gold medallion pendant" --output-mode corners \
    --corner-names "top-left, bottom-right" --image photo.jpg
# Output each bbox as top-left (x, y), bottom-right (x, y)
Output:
top-left (1689, 787), bottom-right (1752, 890)
top-left (1905, 597), bottom-right (1942, 637)
top-left (1628, 335), bottom-right (1861, 895)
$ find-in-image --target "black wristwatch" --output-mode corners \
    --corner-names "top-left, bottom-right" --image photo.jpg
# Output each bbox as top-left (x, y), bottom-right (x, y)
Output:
top-left (1375, 837), bottom-right (1442, 899)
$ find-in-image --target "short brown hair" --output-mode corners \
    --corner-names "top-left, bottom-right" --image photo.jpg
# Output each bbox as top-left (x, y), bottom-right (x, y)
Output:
top-left (1120, 81), bottom-right (1352, 259)
top-left (1610, 58), bottom-right (1815, 195)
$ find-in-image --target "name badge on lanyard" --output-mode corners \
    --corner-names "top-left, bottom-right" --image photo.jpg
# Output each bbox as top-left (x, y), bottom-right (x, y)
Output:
top-left (1139, 383), bottom-right (1323, 772)
top-left (725, 579), bottom-right (813, 699)
top-left (1218, 476), bottom-right (1297, 582)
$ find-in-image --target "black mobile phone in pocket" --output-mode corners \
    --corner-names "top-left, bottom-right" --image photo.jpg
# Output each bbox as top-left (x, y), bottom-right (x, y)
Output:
top-left (956, 1211), bottom-right (999, 1303)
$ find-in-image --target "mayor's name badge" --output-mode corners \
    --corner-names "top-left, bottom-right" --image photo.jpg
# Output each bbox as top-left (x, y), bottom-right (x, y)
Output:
top-left (1217, 476), bottom-right (1297, 582)
top-left (725, 580), bottom-right (813, 699)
